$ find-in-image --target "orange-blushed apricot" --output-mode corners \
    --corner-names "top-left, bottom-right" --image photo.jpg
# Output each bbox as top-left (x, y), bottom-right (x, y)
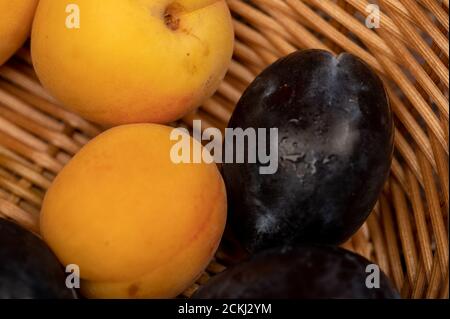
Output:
top-left (40, 124), bottom-right (227, 298)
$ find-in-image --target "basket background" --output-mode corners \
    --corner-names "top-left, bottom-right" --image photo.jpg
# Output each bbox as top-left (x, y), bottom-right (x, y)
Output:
top-left (0, 0), bottom-right (448, 299)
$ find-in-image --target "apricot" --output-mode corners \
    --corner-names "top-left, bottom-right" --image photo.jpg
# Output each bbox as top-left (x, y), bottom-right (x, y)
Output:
top-left (31, 0), bottom-right (234, 126)
top-left (0, 0), bottom-right (39, 66)
top-left (40, 124), bottom-right (227, 298)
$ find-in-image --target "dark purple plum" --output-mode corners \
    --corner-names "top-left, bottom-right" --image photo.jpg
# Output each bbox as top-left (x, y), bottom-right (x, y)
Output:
top-left (0, 218), bottom-right (76, 299)
top-left (223, 49), bottom-right (394, 253)
top-left (194, 245), bottom-right (400, 299)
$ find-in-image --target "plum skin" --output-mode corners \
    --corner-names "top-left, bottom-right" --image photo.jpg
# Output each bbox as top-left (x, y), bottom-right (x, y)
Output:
top-left (223, 49), bottom-right (394, 253)
top-left (0, 218), bottom-right (76, 299)
top-left (194, 245), bottom-right (400, 299)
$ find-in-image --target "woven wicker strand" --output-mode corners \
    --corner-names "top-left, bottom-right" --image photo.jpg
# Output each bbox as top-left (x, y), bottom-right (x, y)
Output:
top-left (0, 0), bottom-right (448, 299)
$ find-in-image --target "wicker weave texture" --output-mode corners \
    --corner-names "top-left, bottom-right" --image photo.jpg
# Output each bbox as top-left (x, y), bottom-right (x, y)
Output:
top-left (0, 0), bottom-right (448, 299)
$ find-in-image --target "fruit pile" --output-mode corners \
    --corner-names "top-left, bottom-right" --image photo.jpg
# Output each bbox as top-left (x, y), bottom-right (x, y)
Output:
top-left (0, 1), bottom-right (398, 299)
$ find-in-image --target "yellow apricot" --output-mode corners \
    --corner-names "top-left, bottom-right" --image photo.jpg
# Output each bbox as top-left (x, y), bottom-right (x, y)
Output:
top-left (31, 0), bottom-right (234, 125)
top-left (40, 124), bottom-right (227, 298)
top-left (0, 0), bottom-right (38, 66)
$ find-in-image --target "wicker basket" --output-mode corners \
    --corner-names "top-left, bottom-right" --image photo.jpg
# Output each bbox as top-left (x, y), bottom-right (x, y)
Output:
top-left (0, 0), bottom-right (448, 299)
